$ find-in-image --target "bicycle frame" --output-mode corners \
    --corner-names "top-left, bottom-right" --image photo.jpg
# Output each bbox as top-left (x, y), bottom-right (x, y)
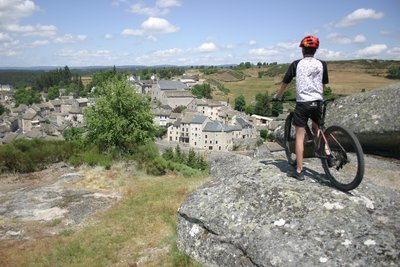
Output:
top-left (287, 99), bottom-right (333, 159)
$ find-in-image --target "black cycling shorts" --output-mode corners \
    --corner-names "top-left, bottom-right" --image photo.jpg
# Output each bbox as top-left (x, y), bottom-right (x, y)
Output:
top-left (292, 101), bottom-right (322, 128)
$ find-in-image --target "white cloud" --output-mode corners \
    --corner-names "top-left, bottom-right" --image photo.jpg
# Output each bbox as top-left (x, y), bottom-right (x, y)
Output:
top-left (0, 0), bottom-right (38, 25)
top-left (198, 42), bottom-right (217, 52)
top-left (135, 48), bottom-right (185, 64)
top-left (248, 48), bottom-right (279, 57)
top-left (27, 40), bottom-right (49, 48)
top-left (128, 0), bottom-right (181, 16)
top-left (249, 40), bottom-right (257, 46)
top-left (156, 0), bottom-right (182, 7)
top-left (336, 8), bottom-right (384, 27)
top-left (152, 48), bottom-right (184, 57)
top-left (318, 48), bottom-right (345, 60)
top-left (111, 0), bottom-right (128, 7)
top-left (122, 28), bottom-right (144, 36)
top-left (4, 23), bottom-right (57, 37)
top-left (0, 32), bottom-right (12, 42)
top-left (387, 47), bottom-right (400, 58)
top-left (57, 49), bottom-right (111, 58)
top-left (0, 48), bottom-right (17, 56)
top-left (123, 17), bottom-right (179, 37)
top-left (55, 49), bottom-right (117, 66)
top-left (54, 34), bottom-right (87, 43)
top-left (327, 33), bottom-right (366, 44)
top-left (353, 34), bottom-right (367, 43)
top-left (104, 34), bottom-right (113, 39)
top-left (142, 17), bottom-right (179, 33)
top-left (277, 42), bottom-right (298, 49)
top-left (356, 44), bottom-right (387, 57)
top-left (128, 4), bottom-right (168, 17)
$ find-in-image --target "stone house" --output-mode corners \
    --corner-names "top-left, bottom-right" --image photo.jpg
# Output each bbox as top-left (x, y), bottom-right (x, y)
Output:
top-left (167, 110), bottom-right (256, 151)
top-left (152, 108), bottom-right (172, 127)
top-left (249, 114), bottom-right (274, 129)
top-left (187, 98), bottom-right (225, 121)
top-left (50, 99), bottom-right (62, 113)
top-left (20, 111), bottom-right (42, 133)
top-left (150, 80), bottom-right (194, 108)
top-left (202, 121), bottom-right (241, 151)
top-left (189, 115), bottom-right (210, 148)
top-left (168, 118), bottom-right (181, 142)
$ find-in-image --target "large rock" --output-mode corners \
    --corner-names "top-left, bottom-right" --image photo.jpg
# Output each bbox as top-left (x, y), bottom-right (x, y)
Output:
top-left (177, 152), bottom-right (400, 266)
top-left (274, 83), bottom-right (400, 158)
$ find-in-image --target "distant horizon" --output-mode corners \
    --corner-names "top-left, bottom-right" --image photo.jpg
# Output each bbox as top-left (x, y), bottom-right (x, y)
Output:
top-left (0, 1), bottom-right (399, 67)
top-left (0, 58), bottom-right (399, 71)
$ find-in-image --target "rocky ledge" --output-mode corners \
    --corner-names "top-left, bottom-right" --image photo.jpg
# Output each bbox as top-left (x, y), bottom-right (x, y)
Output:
top-left (274, 83), bottom-right (400, 159)
top-left (177, 151), bottom-right (400, 266)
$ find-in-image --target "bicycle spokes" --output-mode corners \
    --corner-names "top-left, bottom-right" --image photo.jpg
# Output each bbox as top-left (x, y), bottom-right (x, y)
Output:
top-left (320, 126), bottom-right (364, 191)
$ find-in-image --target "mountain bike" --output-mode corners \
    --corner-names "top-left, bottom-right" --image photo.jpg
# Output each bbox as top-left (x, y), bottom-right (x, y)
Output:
top-left (278, 99), bottom-right (364, 191)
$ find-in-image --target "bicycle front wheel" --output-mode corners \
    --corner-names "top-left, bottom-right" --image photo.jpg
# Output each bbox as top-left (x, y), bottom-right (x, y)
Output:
top-left (284, 113), bottom-right (296, 166)
top-left (320, 125), bottom-right (364, 191)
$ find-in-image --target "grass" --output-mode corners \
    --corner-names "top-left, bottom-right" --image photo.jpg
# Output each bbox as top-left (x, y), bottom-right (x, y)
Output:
top-left (0, 163), bottom-right (208, 266)
top-left (209, 61), bottom-right (399, 106)
top-left (214, 76), bottom-right (280, 104)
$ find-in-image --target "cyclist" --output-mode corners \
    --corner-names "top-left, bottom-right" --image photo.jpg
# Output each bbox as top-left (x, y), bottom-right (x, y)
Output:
top-left (273, 35), bottom-right (330, 180)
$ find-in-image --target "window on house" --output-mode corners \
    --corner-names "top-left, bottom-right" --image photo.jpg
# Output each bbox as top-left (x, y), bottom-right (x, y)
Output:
top-left (209, 146), bottom-right (213, 150)
top-left (210, 141), bottom-right (212, 144)
top-left (219, 146), bottom-right (221, 150)
top-left (205, 135), bottom-right (207, 138)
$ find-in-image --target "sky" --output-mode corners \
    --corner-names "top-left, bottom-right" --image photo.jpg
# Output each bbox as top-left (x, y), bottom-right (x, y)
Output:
top-left (0, 0), bottom-right (399, 67)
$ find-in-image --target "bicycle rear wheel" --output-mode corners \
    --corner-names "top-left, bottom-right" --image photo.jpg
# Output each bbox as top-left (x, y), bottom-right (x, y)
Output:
top-left (284, 113), bottom-right (296, 166)
top-left (320, 125), bottom-right (364, 191)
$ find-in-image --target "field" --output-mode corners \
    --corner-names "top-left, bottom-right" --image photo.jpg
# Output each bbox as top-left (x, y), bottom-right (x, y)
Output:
top-left (198, 60), bottom-right (400, 105)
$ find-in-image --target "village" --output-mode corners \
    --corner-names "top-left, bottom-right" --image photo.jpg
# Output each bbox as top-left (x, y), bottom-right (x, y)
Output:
top-left (0, 74), bottom-right (280, 151)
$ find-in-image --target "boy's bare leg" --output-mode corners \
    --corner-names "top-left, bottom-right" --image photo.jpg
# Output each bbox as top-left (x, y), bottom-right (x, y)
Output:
top-left (295, 126), bottom-right (306, 172)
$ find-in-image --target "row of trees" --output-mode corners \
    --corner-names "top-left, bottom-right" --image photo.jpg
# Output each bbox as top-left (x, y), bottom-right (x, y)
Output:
top-left (233, 85), bottom-right (335, 117)
top-left (234, 92), bottom-right (283, 117)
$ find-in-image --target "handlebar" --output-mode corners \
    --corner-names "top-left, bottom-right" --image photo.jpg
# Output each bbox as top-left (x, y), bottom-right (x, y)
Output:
top-left (272, 98), bottom-right (335, 104)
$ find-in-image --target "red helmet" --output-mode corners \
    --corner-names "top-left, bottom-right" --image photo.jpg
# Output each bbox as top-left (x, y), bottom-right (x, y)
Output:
top-left (299, 35), bottom-right (319, 48)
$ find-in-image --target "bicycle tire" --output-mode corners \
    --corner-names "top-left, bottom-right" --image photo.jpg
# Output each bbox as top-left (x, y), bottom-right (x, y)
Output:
top-left (283, 113), bottom-right (296, 166)
top-left (320, 125), bottom-right (364, 191)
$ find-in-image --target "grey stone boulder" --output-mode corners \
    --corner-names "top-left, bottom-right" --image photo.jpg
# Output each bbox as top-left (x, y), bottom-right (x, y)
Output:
top-left (273, 83), bottom-right (400, 158)
top-left (177, 152), bottom-right (400, 266)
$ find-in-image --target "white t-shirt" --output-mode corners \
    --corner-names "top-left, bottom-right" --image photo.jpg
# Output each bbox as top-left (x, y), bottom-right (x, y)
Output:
top-left (282, 57), bottom-right (329, 102)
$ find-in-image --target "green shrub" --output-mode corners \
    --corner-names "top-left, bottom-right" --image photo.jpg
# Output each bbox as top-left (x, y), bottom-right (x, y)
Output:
top-left (145, 156), bottom-right (167, 176)
top-left (69, 147), bottom-right (112, 169)
top-left (0, 139), bottom-right (81, 173)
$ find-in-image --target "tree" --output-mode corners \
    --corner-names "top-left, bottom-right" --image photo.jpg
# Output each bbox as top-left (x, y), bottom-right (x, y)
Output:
top-left (0, 103), bottom-right (7, 115)
top-left (14, 88), bottom-right (41, 106)
top-left (271, 101), bottom-right (283, 117)
top-left (47, 86), bottom-right (59, 100)
top-left (254, 92), bottom-right (270, 116)
top-left (234, 95), bottom-right (246, 112)
top-left (192, 83), bottom-right (212, 99)
top-left (387, 66), bottom-right (400, 79)
top-left (84, 78), bottom-right (156, 154)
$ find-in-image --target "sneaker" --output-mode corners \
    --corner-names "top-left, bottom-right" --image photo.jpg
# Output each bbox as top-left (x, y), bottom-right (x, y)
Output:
top-left (327, 155), bottom-right (335, 168)
top-left (289, 169), bottom-right (305, 181)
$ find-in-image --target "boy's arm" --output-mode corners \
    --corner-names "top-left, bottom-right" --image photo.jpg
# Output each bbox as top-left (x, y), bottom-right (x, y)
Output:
top-left (274, 83), bottom-right (288, 99)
